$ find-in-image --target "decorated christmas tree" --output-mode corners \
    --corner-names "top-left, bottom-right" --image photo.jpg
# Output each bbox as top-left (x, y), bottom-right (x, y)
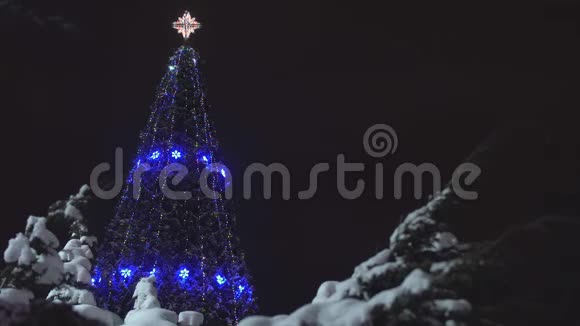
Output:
top-left (95, 12), bottom-right (257, 325)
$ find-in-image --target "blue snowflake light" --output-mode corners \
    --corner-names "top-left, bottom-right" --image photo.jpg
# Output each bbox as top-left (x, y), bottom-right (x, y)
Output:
top-left (120, 268), bottom-right (132, 278)
top-left (216, 274), bottom-right (227, 285)
top-left (202, 155), bottom-right (209, 163)
top-left (149, 268), bottom-right (157, 277)
top-left (172, 150), bottom-right (182, 159)
top-left (150, 151), bottom-right (161, 160)
top-left (179, 268), bottom-right (190, 280)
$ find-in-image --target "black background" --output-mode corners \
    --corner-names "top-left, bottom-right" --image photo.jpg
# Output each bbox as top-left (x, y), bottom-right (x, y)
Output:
top-left (1, 0), bottom-right (578, 315)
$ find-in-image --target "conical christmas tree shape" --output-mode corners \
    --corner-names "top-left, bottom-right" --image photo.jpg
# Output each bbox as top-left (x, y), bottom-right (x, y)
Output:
top-left (95, 45), bottom-right (257, 325)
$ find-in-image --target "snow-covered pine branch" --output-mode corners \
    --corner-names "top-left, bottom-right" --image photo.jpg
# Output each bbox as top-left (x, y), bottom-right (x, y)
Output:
top-left (122, 276), bottom-right (205, 326)
top-left (47, 237), bottom-right (97, 305)
top-left (39, 185), bottom-right (100, 307)
top-left (124, 276), bottom-right (176, 326)
top-left (239, 188), bottom-right (472, 326)
top-left (2, 216), bottom-right (64, 292)
top-left (1, 216), bottom-right (64, 324)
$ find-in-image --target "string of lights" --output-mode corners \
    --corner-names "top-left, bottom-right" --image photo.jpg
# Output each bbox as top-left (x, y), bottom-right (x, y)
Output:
top-left (95, 45), bottom-right (257, 324)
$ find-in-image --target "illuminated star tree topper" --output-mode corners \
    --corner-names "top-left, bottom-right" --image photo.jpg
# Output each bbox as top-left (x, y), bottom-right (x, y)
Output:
top-left (172, 11), bottom-right (202, 40)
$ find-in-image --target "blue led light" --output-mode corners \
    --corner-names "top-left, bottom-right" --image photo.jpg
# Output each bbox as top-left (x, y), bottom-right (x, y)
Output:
top-left (92, 269), bottom-right (102, 286)
top-left (216, 274), bottom-right (227, 285)
top-left (120, 268), bottom-right (132, 278)
top-left (235, 284), bottom-right (245, 298)
top-left (149, 268), bottom-right (157, 276)
top-left (197, 151), bottom-right (210, 164)
top-left (150, 151), bottom-right (161, 160)
top-left (221, 169), bottom-right (226, 177)
top-left (179, 268), bottom-right (190, 280)
top-left (172, 150), bottom-right (182, 159)
top-left (169, 65), bottom-right (176, 71)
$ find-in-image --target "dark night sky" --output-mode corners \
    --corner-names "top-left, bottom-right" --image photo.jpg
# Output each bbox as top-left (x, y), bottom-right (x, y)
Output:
top-left (1, 0), bottom-right (578, 315)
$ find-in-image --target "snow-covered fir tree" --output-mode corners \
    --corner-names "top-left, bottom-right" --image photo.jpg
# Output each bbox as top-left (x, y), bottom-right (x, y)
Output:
top-left (46, 237), bottom-right (98, 306)
top-left (2, 216), bottom-right (64, 296)
top-left (0, 216), bottom-right (64, 324)
top-left (238, 188), bottom-right (473, 326)
top-left (0, 186), bottom-right (123, 326)
top-left (46, 185), bottom-right (99, 306)
top-left (46, 184), bottom-right (94, 242)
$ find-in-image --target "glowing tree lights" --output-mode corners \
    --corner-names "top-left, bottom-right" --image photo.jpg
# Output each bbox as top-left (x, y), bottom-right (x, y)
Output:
top-left (216, 274), bottom-right (227, 286)
top-left (171, 150), bottom-right (182, 159)
top-left (179, 268), bottom-right (190, 280)
top-left (95, 12), bottom-right (257, 325)
top-left (120, 268), bottom-right (132, 279)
